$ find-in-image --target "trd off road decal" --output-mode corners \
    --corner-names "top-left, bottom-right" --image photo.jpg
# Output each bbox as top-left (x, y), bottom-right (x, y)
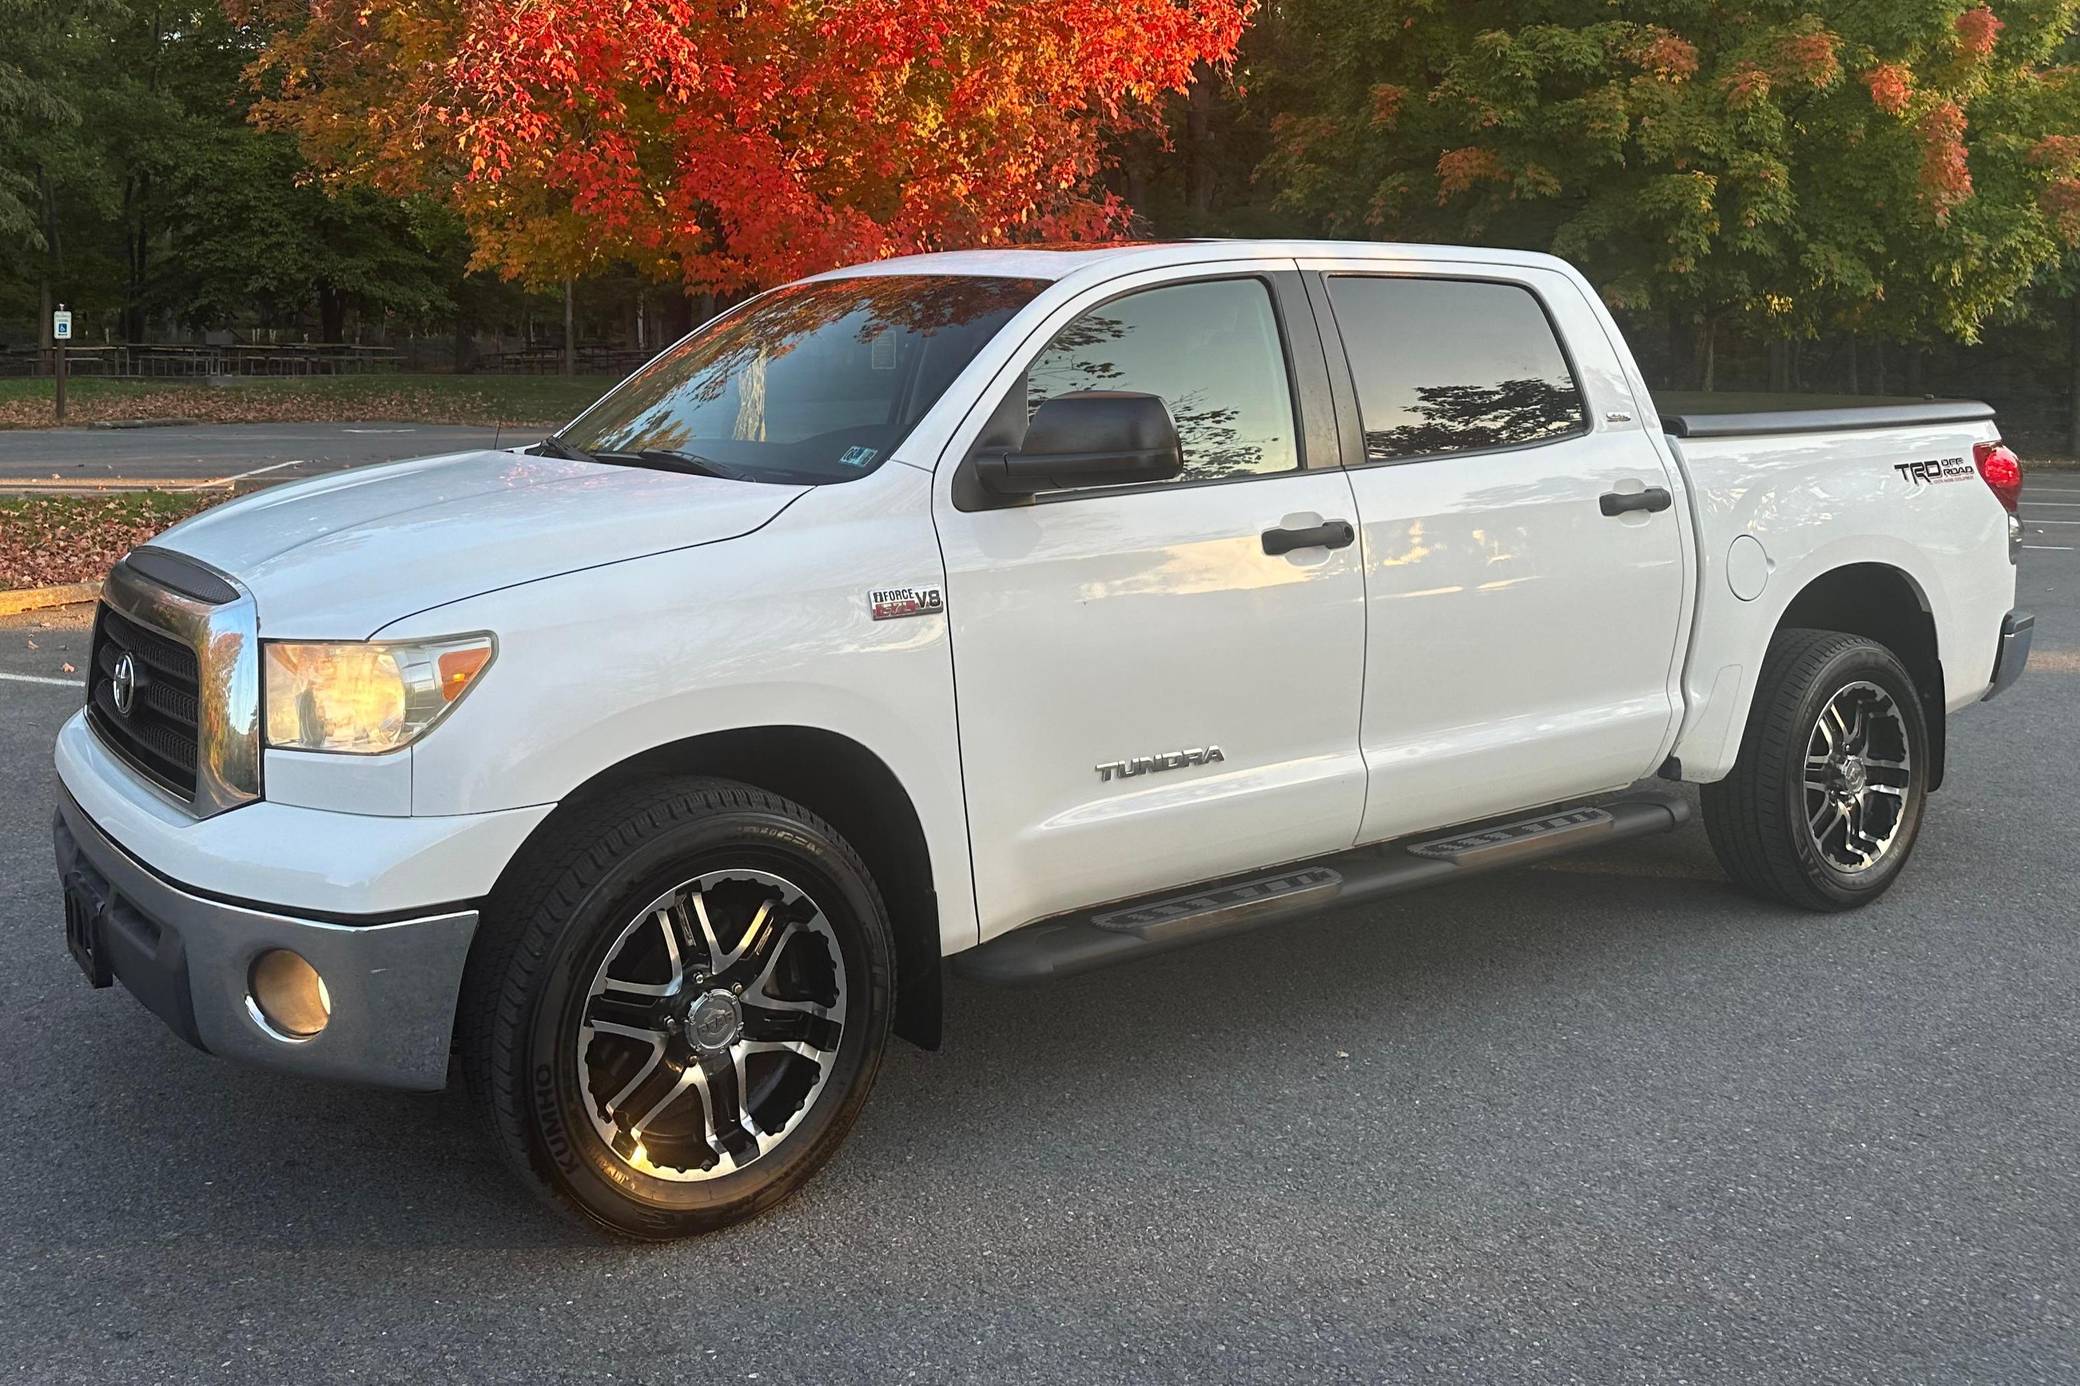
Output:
top-left (869, 586), bottom-right (944, 621)
top-left (1894, 456), bottom-right (1974, 486)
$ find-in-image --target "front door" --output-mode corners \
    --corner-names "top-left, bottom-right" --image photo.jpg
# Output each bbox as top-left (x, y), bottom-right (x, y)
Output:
top-left (1303, 263), bottom-right (1691, 843)
top-left (935, 267), bottom-right (1370, 938)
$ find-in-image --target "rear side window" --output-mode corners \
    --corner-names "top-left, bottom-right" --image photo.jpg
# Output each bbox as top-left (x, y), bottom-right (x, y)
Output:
top-left (1024, 278), bottom-right (1300, 485)
top-left (1325, 276), bottom-right (1586, 463)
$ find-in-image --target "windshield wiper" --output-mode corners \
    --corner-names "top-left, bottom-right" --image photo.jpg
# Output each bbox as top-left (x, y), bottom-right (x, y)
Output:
top-left (535, 434), bottom-right (599, 464)
top-left (604, 448), bottom-right (742, 480)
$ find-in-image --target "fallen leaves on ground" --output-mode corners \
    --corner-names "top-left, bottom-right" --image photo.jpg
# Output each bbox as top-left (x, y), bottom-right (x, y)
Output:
top-left (0, 493), bottom-right (222, 591)
top-left (0, 380), bottom-right (593, 430)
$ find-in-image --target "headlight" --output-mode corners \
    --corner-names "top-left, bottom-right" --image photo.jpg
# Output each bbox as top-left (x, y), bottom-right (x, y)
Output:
top-left (263, 635), bottom-right (495, 754)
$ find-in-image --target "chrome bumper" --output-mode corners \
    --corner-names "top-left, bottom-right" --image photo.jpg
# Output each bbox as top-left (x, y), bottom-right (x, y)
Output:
top-left (1983, 609), bottom-right (2033, 703)
top-left (54, 788), bottom-right (477, 1091)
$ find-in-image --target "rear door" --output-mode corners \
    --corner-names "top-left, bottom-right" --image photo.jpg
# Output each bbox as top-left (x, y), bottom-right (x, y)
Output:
top-left (1299, 259), bottom-right (1690, 843)
top-left (934, 264), bottom-right (1369, 937)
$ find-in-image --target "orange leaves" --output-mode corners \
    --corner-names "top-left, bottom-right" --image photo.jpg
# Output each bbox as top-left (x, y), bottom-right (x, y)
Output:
top-left (1625, 28), bottom-right (1698, 83)
top-left (1436, 147), bottom-right (1505, 201)
top-left (1368, 83), bottom-right (1406, 129)
top-left (1915, 100), bottom-right (1973, 220)
top-left (1774, 29), bottom-right (1840, 89)
top-left (1864, 62), bottom-right (1913, 116)
top-left (2030, 136), bottom-right (2080, 243)
top-left (252, 0), bottom-right (1249, 290)
top-left (1954, 5), bottom-right (2003, 60)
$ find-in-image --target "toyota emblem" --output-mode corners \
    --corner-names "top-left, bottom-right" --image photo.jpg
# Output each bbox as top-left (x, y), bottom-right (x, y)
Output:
top-left (111, 652), bottom-right (138, 717)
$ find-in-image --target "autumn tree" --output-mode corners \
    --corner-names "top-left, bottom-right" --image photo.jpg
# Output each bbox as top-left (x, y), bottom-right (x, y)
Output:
top-left (1261, 1), bottom-right (2080, 369)
top-left (237, 0), bottom-right (1253, 296)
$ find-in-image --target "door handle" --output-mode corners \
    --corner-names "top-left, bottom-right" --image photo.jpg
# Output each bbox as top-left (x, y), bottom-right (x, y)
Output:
top-left (1599, 486), bottom-right (1673, 517)
top-left (1262, 519), bottom-right (1356, 556)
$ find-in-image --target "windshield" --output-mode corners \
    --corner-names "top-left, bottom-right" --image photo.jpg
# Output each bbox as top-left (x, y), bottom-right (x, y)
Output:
top-left (557, 274), bottom-right (1045, 484)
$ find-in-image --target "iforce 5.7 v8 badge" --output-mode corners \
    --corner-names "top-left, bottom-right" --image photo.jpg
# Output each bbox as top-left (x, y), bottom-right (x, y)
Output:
top-left (869, 586), bottom-right (945, 621)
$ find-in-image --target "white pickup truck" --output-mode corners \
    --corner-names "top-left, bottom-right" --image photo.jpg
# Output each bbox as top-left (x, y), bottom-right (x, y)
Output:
top-left (52, 241), bottom-right (2032, 1238)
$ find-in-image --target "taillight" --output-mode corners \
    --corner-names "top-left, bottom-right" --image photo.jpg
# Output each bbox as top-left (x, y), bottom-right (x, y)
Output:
top-left (1974, 441), bottom-right (2023, 513)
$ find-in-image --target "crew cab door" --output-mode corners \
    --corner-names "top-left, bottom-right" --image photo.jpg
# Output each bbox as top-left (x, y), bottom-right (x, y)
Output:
top-left (934, 265), bottom-right (1368, 938)
top-left (1298, 258), bottom-right (1690, 843)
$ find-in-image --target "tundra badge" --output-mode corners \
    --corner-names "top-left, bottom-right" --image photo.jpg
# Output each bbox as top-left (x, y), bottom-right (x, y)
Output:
top-left (1096, 746), bottom-right (1225, 782)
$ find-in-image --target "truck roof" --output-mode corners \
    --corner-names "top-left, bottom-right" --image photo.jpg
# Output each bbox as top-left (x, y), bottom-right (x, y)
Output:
top-left (804, 239), bottom-right (1585, 283)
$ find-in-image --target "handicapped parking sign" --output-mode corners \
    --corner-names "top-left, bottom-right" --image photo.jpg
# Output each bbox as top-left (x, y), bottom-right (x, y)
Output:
top-left (52, 310), bottom-right (72, 341)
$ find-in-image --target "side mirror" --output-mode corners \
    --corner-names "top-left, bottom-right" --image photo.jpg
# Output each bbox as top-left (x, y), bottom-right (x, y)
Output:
top-left (972, 391), bottom-right (1183, 496)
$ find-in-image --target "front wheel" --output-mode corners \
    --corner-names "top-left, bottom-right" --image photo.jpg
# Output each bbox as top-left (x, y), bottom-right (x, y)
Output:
top-left (1703, 628), bottom-right (1930, 911)
top-left (458, 778), bottom-right (894, 1239)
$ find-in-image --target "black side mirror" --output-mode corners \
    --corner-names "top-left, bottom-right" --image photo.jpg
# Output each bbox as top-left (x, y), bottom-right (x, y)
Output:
top-left (973, 391), bottom-right (1183, 496)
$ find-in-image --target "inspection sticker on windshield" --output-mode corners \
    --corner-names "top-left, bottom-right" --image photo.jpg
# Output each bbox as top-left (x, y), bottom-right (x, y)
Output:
top-left (837, 446), bottom-right (880, 468)
top-left (869, 586), bottom-right (944, 621)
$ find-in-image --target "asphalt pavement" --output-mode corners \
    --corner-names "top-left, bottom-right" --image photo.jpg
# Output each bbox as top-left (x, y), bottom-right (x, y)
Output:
top-left (0, 492), bottom-right (2075, 1383)
top-left (0, 422), bottom-right (506, 487)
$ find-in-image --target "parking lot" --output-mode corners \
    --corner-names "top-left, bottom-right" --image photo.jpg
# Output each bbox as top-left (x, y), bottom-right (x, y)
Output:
top-left (0, 485), bottom-right (2075, 1383)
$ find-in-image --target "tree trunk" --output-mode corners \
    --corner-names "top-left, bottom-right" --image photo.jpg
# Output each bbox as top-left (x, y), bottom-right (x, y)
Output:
top-left (2068, 295), bottom-right (2080, 459)
top-left (1845, 335), bottom-right (1860, 394)
top-left (1768, 338), bottom-right (1790, 392)
top-left (1871, 338), bottom-right (1886, 397)
top-left (562, 278), bottom-right (576, 378)
top-left (317, 284), bottom-right (347, 343)
top-left (1185, 62), bottom-right (1219, 217)
top-left (37, 164), bottom-right (59, 375)
top-left (1699, 318), bottom-right (1717, 392)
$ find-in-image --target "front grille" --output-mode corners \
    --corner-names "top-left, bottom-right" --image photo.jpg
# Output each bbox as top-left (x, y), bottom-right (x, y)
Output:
top-left (86, 602), bottom-right (201, 799)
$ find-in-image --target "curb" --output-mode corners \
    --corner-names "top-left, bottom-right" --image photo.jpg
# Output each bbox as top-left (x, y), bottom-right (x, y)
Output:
top-left (88, 418), bottom-right (197, 430)
top-left (0, 582), bottom-right (99, 616)
top-left (0, 477), bottom-right (269, 497)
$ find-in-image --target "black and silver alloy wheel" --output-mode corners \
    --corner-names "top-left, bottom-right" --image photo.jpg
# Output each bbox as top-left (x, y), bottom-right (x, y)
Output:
top-left (460, 777), bottom-right (894, 1239)
top-left (1802, 680), bottom-right (1913, 873)
top-left (579, 869), bottom-right (847, 1181)
top-left (1705, 627), bottom-right (1931, 912)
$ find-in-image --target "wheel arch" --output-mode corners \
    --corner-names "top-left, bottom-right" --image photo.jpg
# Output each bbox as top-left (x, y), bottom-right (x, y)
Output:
top-left (1769, 562), bottom-right (1947, 791)
top-left (487, 725), bottom-right (944, 1049)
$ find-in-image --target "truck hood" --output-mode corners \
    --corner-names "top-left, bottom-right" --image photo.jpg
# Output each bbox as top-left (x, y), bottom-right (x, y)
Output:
top-left (154, 450), bottom-right (807, 637)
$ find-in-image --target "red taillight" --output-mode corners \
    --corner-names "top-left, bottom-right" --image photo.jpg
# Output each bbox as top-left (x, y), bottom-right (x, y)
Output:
top-left (1974, 441), bottom-right (2023, 513)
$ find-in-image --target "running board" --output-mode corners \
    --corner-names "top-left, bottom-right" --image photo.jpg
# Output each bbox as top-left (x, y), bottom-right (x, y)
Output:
top-left (953, 796), bottom-right (1691, 984)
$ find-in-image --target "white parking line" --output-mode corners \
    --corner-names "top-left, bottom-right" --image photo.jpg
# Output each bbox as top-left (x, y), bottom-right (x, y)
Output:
top-left (2025, 545), bottom-right (2076, 551)
top-left (180, 458), bottom-right (306, 492)
top-left (2025, 501), bottom-right (2080, 507)
top-left (0, 671), bottom-right (83, 688)
top-left (2029, 519), bottom-right (2080, 525)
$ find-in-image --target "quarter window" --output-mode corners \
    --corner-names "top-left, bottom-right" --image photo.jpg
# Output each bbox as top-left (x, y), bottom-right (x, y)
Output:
top-left (1325, 277), bottom-right (1587, 463)
top-left (1024, 279), bottom-right (1300, 485)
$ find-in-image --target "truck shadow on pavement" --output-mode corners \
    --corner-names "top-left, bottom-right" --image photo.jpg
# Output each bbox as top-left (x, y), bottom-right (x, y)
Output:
top-left (19, 824), bottom-right (1846, 1258)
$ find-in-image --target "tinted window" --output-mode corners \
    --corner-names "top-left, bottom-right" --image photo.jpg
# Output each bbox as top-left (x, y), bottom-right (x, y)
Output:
top-left (562, 274), bottom-right (1043, 484)
top-left (1326, 277), bottom-right (1586, 462)
top-left (1025, 279), bottom-right (1299, 485)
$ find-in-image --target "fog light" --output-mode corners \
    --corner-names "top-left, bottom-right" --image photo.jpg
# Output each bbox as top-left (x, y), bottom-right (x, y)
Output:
top-left (247, 949), bottom-right (332, 1040)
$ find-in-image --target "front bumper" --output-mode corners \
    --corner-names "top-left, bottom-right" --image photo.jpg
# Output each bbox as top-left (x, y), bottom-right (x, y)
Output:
top-left (1983, 609), bottom-right (2033, 703)
top-left (54, 788), bottom-right (477, 1091)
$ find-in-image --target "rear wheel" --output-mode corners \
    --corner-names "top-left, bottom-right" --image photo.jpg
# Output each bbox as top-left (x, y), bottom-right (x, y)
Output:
top-left (459, 778), bottom-right (893, 1239)
top-left (1703, 629), bottom-right (1930, 911)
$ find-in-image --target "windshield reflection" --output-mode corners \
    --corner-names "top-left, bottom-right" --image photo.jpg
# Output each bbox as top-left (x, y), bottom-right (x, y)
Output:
top-left (560, 275), bottom-right (1044, 485)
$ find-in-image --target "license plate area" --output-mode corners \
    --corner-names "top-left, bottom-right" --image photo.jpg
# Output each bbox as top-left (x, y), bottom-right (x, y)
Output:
top-left (63, 878), bottom-right (113, 988)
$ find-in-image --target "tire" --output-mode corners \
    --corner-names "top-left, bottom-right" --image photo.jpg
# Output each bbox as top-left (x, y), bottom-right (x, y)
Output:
top-left (1703, 628), bottom-right (1931, 912)
top-left (458, 776), bottom-right (894, 1239)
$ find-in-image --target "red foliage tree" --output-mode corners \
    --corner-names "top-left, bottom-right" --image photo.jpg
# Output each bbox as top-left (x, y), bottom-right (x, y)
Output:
top-left (239, 0), bottom-right (1251, 291)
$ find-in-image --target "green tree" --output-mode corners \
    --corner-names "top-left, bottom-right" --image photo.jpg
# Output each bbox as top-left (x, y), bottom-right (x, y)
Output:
top-left (1258, 1), bottom-right (2080, 373)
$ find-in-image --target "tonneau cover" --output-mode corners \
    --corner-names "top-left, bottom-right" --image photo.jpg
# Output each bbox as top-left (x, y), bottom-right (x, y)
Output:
top-left (1656, 391), bottom-right (1995, 439)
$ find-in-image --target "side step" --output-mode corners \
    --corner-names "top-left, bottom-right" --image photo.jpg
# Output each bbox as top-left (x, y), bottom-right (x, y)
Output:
top-left (953, 796), bottom-right (1691, 984)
